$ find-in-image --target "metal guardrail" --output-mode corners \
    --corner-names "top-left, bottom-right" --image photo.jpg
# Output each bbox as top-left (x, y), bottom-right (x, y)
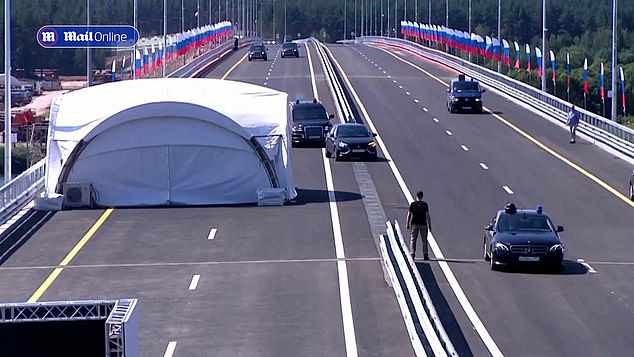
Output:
top-left (0, 39), bottom-right (243, 226)
top-left (313, 37), bottom-right (458, 356)
top-left (357, 37), bottom-right (634, 160)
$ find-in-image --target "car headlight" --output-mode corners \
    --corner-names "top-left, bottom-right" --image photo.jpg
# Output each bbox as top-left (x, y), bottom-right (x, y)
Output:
top-left (494, 242), bottom-right (510, 251)
top-left (474, 98), bottom-right (481, 102)
top-left (338, 141), bottom-right (349, 148)
top-left (549, 244), bottom-right (564, 252)
top-left (452, 98), bottom-right (460, 102)
top-left (368, 141), bottom-right (376, 147)
top-left (292, 124), bottom-right (303, 131)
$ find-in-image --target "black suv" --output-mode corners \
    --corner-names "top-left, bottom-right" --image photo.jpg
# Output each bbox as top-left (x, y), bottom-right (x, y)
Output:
top-left (281, 42), bottom-right (299, 58)
top-left (290, 99), bottom-right (334, 146)
top-left (248, 43), bottom-right (267, 61)
top-left (447, 74), bottom-right (485, 113)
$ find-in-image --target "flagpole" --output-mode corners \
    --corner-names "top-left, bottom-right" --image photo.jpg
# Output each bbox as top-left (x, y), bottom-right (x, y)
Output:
top-left (87, 0), bottom-right (91, 87)
top-left (163, 0), bottom-right (167, 77)
top-left (610, 0), bottom-right (617, 120)
top-left (4, 0), bottom-right (12, 183)
top-left (541, 0), bottom-right (546, 92)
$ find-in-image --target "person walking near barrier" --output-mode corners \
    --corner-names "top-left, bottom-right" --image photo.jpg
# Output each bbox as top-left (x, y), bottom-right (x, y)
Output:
top-left (567, 105), bottom-right (580, 143)
top-left (406, 191), bottom-right (433, 260)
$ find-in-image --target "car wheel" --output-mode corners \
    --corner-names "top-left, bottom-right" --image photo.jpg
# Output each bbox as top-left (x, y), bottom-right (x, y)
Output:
top-left (630, 184), bottom-right (633, 200)
top-left (334, 151), bottom-right (341, 161)
top-left (264, 57), bottom-right (267, 61)
top-left (490, 250), bottom-right (499, 271)
top-left (483, 238), bottom-right (490, 261)
top-left (248, 57), bottom-right (252, 61)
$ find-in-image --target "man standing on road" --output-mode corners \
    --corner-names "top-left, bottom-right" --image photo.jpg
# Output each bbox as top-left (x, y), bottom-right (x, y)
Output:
top-left (406, 191), bottom-right (433, 260)
top-left (567, 105), bottom-right (580, 143)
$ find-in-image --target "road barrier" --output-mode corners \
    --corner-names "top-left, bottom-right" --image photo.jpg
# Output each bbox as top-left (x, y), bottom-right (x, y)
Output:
top-left (356, 37), bottom-right (634, 160)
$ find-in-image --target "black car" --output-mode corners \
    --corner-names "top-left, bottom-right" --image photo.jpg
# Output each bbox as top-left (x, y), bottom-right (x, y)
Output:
top-left (281, 42), bottom-right (299, 58)
top-left (325, 123), bottom-right (378, 161)
top-left (447, 75), bottom-right (485, 113)
top-left (248, 43), bottom-right (267, 61)
top-left (290, 99), bottom-right (334, 146)
top-left (629, 169), bottom-right (634, 200)
top-left (484, 203), bottom-right (565, 271)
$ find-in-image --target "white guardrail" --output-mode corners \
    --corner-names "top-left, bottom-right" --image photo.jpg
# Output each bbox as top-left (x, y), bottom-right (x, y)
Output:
top-left (313, 38), bottom-right (458, 356)
top-left (357, 36), bottom-right (634, 160)
top-left (0, 39), bottom-right (241, 226)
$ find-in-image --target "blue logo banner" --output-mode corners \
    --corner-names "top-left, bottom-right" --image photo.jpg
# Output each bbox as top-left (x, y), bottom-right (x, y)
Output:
top-left (37, 25), bottom-right (139, 48)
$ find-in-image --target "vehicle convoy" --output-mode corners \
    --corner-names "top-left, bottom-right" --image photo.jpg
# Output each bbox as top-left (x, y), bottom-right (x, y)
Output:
top-left (281, 42), bottom-right (299, 58)
top-left (446, 74), bottom-right (485, 113)
top-left (325, 123), bottom-right (378, 161)
top-left (248, 43), bottom-right (267, 61)
top-left (484, 203), bottom-right (565, 271)
top-left (290, 99), bottom-right (333, 146)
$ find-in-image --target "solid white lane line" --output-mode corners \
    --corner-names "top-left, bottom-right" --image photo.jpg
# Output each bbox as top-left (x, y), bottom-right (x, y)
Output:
top-left (188, 275), bottom-right (200, 290)
top-left (461, 145), bottom-right (469, 151)
top-left (502, 186), bottom-right (514, 194)
top-left (446, 130), bottom-right (453, 136)
top-left (164, 341), bottom-right (177, 357)
top-left (433, 117), bottom-right (439, 123)
top-left (326, 49), bottom-right (504, 357)
top-left (577, 259), bottom-right (597, 273)
top-left (207, 228), bottom-right (218, 240)
top-left (480, 163), bottom-right (489, 170)
top-left (310, 42), bottom-right (358, 357)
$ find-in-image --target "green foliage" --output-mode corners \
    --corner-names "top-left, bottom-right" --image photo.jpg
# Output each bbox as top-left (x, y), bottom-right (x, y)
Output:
top-left (0, 144), bottom-right (29, 176)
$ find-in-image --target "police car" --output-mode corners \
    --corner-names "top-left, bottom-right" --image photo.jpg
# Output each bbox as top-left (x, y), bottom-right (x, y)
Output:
top-left (446, 74), bottom-right (485, 113)
top-left (483, 204), bottom-right (565, 271)
top-left (289, 99), bottom-right (334, 146)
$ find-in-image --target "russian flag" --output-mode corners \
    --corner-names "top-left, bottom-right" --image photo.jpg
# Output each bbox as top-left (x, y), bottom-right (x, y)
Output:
top-left (143, 47), bottom-right (149, 74)
top-left (502, 39), bottom-right (510, 66)
top-left (514, 41), bottom-right (520, 69)
top-left (599, 62), bottom-right (605, 101)
top-left (111, 60), bottom-right (116, 82)
top-left (566, 52), bottom-right (571, 92)
top-left (525, 44), bottom-right (531, 72)
top-left (620, 67), bottom-right (626, 115)
top-left (583, 58), bottom-right (589, 93)
top-left (550, 50), bottom-right (556, 81)
top-left (157, 41), bottom-right (163, 67)
top-left (535, 47), bottom-right (542, 78)
top-left (492, 38), bottom-right (501, 62)
top-left (120, 56), bottom-right (126, 80)
top-left (151, 43), bottom-right (156, 73)
top-left (135, 49), bottom-right (142, 78)
top-left (485, 36), bottom-right (492, 60)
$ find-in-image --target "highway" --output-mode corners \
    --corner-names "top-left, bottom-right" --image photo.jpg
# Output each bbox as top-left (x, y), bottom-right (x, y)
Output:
top-left (1, 39), bottom-right (633, 356)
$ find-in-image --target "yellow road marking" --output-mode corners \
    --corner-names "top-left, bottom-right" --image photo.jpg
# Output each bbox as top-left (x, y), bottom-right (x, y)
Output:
top-left (373, 45), bottom-right (634, 208)
top-left (221, 52), bottom-right (248, 80)
top-left (28, 208), bottom-right (114, 302)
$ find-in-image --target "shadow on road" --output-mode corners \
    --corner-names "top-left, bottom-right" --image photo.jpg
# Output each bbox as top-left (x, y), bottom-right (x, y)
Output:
top-left (289, 188), bottom-right (363, 205)
top-left (0, 210), bottom-right (55, 265)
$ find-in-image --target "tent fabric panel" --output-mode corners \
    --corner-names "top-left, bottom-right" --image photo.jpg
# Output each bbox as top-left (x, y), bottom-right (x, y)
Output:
top-left (167, 145), bottom-right (270, 204)
top-left (67, 146), bottom-right (170, 206)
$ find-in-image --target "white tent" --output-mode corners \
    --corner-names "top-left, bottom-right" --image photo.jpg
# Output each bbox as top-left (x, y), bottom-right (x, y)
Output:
top-left (42, 77), bottom-right (296, 207)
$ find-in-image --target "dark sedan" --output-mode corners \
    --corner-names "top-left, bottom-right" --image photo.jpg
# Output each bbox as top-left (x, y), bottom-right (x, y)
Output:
top-left (281, 42), bottom-right (299, 57)
top-left (248, 43), bottom-right (267, 61)
top-left (484, 204), bottom-right (565, 271)
top-left (325, 123), bottom-right (378, 161)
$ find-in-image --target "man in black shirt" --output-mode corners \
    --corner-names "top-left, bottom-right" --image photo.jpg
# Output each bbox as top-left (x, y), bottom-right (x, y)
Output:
top-left (406, 191), bottom-right (433, 260)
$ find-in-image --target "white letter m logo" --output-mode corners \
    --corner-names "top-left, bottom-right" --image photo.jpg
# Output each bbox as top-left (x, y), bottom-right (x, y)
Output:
top-left (41, 31), bottom-right (56, 43)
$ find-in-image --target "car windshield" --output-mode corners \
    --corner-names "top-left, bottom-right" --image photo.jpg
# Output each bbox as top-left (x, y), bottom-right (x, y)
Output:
top-left (337, 126), bottom-right (370, 137)
top-left (283, 43), bottom-right (297, 49)
top-left (453, 81), bottom-right (480, 92)
top-left (496, 214), bottom-right (553, 232)
top-left (251, 44), bottom-right (265, 51)
top-left (293, 106), bottom-right (327, 120)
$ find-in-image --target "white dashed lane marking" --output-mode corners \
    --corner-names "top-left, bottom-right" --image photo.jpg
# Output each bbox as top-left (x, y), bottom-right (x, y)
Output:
top-left (405, 91), bottom-right (410, 95)
top-left (164, 341), bottom-right (177, 357)
top-left (502, 186), bottom-right (514, 194)
top-left (433, 118), bottom-right (439, 123)
top-left (577, 259), bottom-right (597, 273)
top-left (461, 145), bottom-right (469, 151)
top-left (423, 108), bottom-right (428, 112)
top-left (207, 228), bottom-right (218, 240)
top-left (446, 130), bottom-right (453, 136)
top-left (480, 163), bottom-right (489, 170)
top-left (188, 275), bottom-right (201, 290)
top-left (414, 99), bottom-right (420, 103)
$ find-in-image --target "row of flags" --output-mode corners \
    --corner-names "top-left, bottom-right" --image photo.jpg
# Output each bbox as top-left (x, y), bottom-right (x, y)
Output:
top-left (108, 21), bottom-right (233, 80)
top-left (400, 21), bottom-right (627, 116)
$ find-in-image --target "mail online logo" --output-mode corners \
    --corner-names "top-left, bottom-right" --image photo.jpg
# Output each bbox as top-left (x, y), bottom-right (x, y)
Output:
top-left (37, 25), bottom-right (139, 48)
